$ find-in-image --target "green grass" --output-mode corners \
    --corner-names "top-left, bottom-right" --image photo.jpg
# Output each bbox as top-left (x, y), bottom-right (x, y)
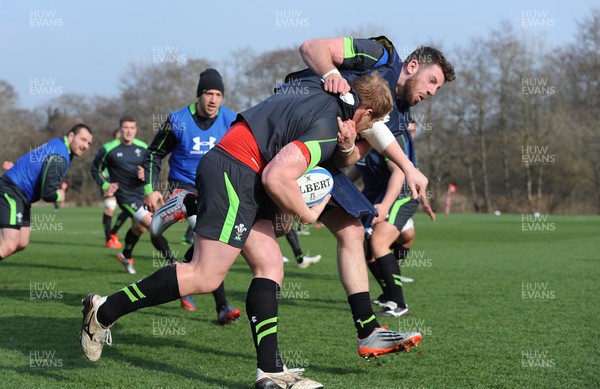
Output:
top-left (1, 208), bottom-right (599, 388)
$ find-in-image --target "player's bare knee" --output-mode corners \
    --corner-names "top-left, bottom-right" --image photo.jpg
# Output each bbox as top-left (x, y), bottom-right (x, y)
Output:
top-left (401, 229), bottom-right (416, 245)
top-left (369, 233), bottom-right (389, 251)
top-left (132, 222), bottom-right (146, 235)
top-left (201, 277), bottom-right (224, 293)
top-left (0, 242), bottom-right (18, 258)
top-left (335, 223), bottom-right (363, 245)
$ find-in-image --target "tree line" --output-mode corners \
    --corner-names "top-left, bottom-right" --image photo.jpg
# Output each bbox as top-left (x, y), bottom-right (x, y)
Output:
top-left (0, 10), bottom-right (598, 214)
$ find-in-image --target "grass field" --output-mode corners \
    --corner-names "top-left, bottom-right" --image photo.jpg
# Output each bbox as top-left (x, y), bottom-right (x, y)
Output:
top-left (0, 207), bottom-right (598, 388)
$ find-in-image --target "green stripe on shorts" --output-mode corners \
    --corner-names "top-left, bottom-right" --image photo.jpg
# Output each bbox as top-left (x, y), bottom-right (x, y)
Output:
top-left (219, 172), bottom-right (240, 244)
top-left (4, 193), bottom-right (17, 225)
top-left (388, 197), bottom-right (411, 225)
top-left (121, 203), bottom-right (136, 217)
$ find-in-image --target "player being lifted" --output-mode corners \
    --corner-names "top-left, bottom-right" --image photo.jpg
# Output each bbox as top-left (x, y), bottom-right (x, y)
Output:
top-left (80, 72), bottom-right (422, 388)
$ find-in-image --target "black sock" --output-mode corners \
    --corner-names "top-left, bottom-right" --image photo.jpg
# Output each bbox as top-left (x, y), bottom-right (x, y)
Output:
top-left (366, 240), bottom-right (388, 299)
top-left (377, 253), bottom-right (406, 308)
top-left (183, 194), bottom-right (197, 216)
top-left (393, 243), bottom-right (410, 261)
top-left (246, 278), bottom-right (283, 373)
top-left (285, 230), bottom-right (303, 263)
top-left (184, 225), bottom-right (194, 243)
top-left (110, 212), bottom-right (129, 235)
top-left (212, 281), bottom-right (228, 311)
top-left (122, 228), bottom-right (140, 259)
top-left (151, 235), bottom-right (175, 261)
top-left (103, 214), bottom-right (112, 242)
top-left (97, 264), bottom-right (181, 326)
top-left (348, 292), bottom-right (379, 339)
top-left (367, 261), bottom-right (388, 299)
top-left (182, 245), bottom-right (194, 263)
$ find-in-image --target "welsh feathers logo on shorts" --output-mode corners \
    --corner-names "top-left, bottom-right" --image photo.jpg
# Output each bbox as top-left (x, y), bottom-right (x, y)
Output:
top-left (233, 223), bottom-right (247, 241)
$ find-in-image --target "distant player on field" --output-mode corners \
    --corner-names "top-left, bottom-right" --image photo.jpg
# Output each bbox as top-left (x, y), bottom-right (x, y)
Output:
top-left (0, 124), bottom-right (93, 261)
top-left (355, 118), bottom-right (436, 317)
top-left (101, 127), bottom-right (129, 249)
top-left (90, 116), bottom-right (175, 275)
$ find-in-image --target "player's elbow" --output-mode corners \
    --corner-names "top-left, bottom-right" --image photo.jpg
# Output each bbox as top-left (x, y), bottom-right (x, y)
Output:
top-left (41, 197), bottom-right (56, 204)
top-left (299, 40), bottom-right (315, 60)
top-left (41, 192), bottom-right (57, 203)
top-left (261, 166), bottom-right (282, 195)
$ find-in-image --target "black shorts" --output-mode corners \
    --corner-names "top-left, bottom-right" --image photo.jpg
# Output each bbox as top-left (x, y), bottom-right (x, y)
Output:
top-left (387, 197), bottom-right (418, 231)
top-left (363, 196), bottom-right (418, 233)
top-left (115, 192), bottom-right (145, 218)
top-left (0, 176), bottom-right (31, 229)
top-left (194, 147), bottom-right (270, 248)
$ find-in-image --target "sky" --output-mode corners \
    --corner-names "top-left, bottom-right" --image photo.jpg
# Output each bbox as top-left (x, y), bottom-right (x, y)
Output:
top-left (1, 0), bottom-right (596, 108)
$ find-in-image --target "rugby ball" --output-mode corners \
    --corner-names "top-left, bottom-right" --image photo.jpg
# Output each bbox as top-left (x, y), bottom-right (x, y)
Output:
top-left (297, 166), bottom-right (334, 207)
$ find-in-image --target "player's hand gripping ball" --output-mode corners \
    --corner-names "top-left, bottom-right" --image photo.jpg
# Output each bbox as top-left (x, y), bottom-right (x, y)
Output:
top-left (296, 166), bottom-right (334, 207)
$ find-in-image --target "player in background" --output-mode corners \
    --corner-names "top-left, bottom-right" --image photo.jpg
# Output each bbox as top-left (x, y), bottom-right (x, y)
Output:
top-left (282, 228), bottom-right (321, 268)
top-left (102, 128), bottom-right (128, 249)
top-left (90, 116), bottom-right (175, 276)
top-left (387, 119), bottom-right (436, 283)
top-left (0, 124), bottom-right (93, 261)
top-left (352, 119), bottom-right (435, 317)
top-left (142, 69), bottom-right (240, 323)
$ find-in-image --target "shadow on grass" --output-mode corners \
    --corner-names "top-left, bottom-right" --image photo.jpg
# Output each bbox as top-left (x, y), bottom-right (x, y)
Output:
top-left (29, 239), bottom-right (97, 249)
top-left (0, 289), bottom-right (89, 308)
top-left (0, 261), bottom-right (90, 272)
top-left (0, 315), bottom-right (250, 388)
top-left (226, 264), bottom-right (341, 283)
